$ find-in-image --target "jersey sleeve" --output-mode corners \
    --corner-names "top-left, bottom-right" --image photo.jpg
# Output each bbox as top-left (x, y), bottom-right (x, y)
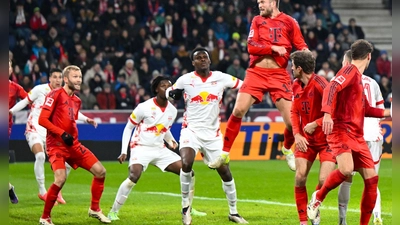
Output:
top-left (321, 67), bottom-right (357, 114)
top-left (290, 103), bottom-right (301, 136)
top-left (128, 104), bottom-right (145, 125)
top-left (290, 17), bottom-right (308, 50)
top-left (364, 94), bottom-right (384, 118)
top-left (172, 75), bottom-right (185, 90)
top-left (372, 80), bottom-right (385, 109)
top-left (39, 90), bottom-right (64, 136)
top-left (222, 73), bottom-right (242, 89)
top-left (18, 84), bottom-right (27, 99)
top-left (247, 17), bottom-right (273, 55)
top-left (27, 86), bottom-right (40, 102)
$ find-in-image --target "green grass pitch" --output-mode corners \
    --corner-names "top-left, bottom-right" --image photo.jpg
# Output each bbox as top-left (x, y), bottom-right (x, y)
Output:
top-left (9, 159), bottom-right (392, 225)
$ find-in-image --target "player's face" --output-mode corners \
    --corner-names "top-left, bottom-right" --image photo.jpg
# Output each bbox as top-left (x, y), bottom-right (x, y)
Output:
top-left (364, 53), bottom-right (371, 71)
top-left (258, 0), bottom-right (274, 17)
top-left (49, 72), bottom-right (62, 89)
top-left (64, 70), bottom-right (82, 91)
top-left (157, 80), bottom-right (172, 100)
top-left (192, 51), bottom-right (211, 71)
top-left (9, 61), bottom-right (12, 77)
top-left (291, 61), bottom-right (301, 79)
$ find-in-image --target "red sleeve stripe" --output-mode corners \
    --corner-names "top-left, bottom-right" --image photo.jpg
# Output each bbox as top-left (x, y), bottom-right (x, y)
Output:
top-left (327, 82), bottom-right (339, 107)
top-left (27, 95), bottom-right (32, 103)
top-left (314, 76), bottom-right (327, 89)
top-left (376, 100), bottom-right (384, 105)
top-left (233, 79), bottom-right (240, 89)
top-left (129, 117), bottom-right (138, 125)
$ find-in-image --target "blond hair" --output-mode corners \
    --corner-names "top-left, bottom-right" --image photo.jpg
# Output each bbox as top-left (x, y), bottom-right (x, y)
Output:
top-left (62, 65), bottom-right (81, 78)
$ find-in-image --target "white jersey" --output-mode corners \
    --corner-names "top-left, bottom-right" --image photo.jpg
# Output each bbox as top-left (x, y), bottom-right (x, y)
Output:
top-left (362, 75), bottom-right (385, 141)
top-left (128, 98), bottom-right (177, 148)
top-left (172, 71), bottom-right (241, 133)
top-left (26, 83), bottom-right (54, 135)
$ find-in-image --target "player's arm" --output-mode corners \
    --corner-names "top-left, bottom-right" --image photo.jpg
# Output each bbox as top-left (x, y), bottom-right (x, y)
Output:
top-left (17, 84), bottom-right (28, 99)
top-left (364, 94), bottom-right (388, 117)
top-left (77, 112), bottom-right (97, 128)
top-left (247, 17), bottom-right (275, 55)
top-left (164, 130), bottom-right (178, 150)
top-left (291, 102), bottom-right (309, 151)
top-left (38, 93), bottom-right (65, 136)
top-left (9, 98), bottom-right (30, 114)
top-left (223, 73), bottom-right (243, 89)
top-left (10, 86), bottom-right (40, 114)
top-left (166, 77), bottom-right (185, 100)
top-left (290, 17), bottom-right (308, 51)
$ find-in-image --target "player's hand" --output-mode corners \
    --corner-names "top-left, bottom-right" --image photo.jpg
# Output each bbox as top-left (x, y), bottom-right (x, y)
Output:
top-left (271, 46), bottom-right (287, 56)
top-left (61, 132), bottom-right (74, 146)
top-left (118, 154), bottom-right (127, 164)
top-left (304, 121), bottom-right (317, 134)
top-left (86, 118), bottom-right (98, 128)
top-left (9, 110), bottom-right (13, 115)
top-left (294, 133), bottom-right (308, 152)
top-left (168, 89), bottom-right (184, 100)
top-left (165, 140), bottom-right (178, 150)
top-left (322, 113), bottom-right (333, 135)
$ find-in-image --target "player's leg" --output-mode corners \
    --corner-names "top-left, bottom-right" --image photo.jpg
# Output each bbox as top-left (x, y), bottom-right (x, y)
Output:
top-left (368, 140), bottom-right (383, 224)
top-left (108, 164), bottom-right (143, 220)
top-left (314, 158), bottom-right (336, 225)
top-left (308, 151), bottom-right (353, 220)
top-left (338, 176), bottom-right (353, 225)
top-left (9, 182), bottom-right (18, 204)
top-left (355, 144), bottom-right (379, 225)
top-left (78, 145), bottom-right (110, 223)
top-left (55, 162), bottom-right (72, 205)
top-left (27, 132), bottom-right (47, 198)
top-left (180, 146), bottom-right (196, 225)
top-left (39, 151), bottom-right (67, 224)
top-left (294, 157), bottom-right (313, 225)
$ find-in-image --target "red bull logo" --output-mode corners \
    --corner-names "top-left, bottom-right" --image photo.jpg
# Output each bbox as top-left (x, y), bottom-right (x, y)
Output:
top-left (190, 91), bottom-right (219, 105)
top-left (145, 124), bottom-right (168, 136)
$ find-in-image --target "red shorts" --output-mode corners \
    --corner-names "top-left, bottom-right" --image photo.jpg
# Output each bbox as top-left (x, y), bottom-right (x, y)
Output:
top-left (47, 144), bottom-right (99, 171)
top-left (327, 132), bottom-right (374, 170)
top-left (239, 67), bottom-right (292, 104)
top-left (295, 144), bottom-right (336, 163)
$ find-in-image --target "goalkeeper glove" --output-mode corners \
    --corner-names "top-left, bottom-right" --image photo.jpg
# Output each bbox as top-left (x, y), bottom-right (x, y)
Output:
top-left (61, 132), bottom-right (74, 146)
top-left (168, 89), bottom-right (184, 100)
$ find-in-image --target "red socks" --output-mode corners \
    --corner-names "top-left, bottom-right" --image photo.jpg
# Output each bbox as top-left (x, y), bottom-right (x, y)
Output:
top-left (222, 115), bottom-right (242, 152)
top-left (315, 183), bottom-right (322, 191)
top-left (360, 176), bottom-right (378, 225)
top-left (317, 169), bottom-right (347, 201)
top-left (283, 128), bottom-right (295, 149)
top-left (42, 183), bottom-right (61, 219)
top-left (90, 177), bottom-right (105, 211)
top-left (295, 186), bottom-right (308, 222)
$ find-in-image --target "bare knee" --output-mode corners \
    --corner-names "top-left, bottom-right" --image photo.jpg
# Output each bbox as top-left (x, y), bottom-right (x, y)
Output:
top-left (94, 166), bottom-right (106, 178)
top-left (232, 106), bottom-right (248, 118)
top-left (217, 165), bottom-right (233, 182)
top-left (128, 172), bottom-right (140, 183)
top-left (295, 172), bottom-right (307, 186)
top-left (54, 174), bottom-right (67, 187)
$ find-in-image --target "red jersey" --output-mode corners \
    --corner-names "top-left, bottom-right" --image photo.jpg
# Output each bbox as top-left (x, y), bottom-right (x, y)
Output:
top-left (39, 88), bottom-right (81, 148)
top-left (321, 64), bottom-right (384, 138)
top-left (247, 13), bottom-right (308, 68)
top-left (9, 80), bottom-right (27, 124)
top-left (291, 74), bottom-right (328, 145)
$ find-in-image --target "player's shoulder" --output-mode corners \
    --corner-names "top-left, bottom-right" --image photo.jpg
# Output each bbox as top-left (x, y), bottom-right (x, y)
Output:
top-left (47, 87), bottom-right (64, 98)
top-left (361, 75), bottom-right (378, 84)
top-left (313, 73), bottom-right (328, 87)
top-left (34, 83), bottom-right (51, 92)
top-left (167, 101), bottom-right (178, 113)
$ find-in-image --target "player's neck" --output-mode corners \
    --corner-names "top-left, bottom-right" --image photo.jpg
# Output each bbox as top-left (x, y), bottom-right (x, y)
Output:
top-left (270, 9), bottom-right (280, 18)
top-left (195, 69), bottom-right (210, 77)
top-left (63, 86), bottom-right (74, 96)
top-left (155, 96), bottom-right (168, 107)
top-left (300, 73), bottom-right (312, 86)
top-left (351, 60), bottom-right (367, 74)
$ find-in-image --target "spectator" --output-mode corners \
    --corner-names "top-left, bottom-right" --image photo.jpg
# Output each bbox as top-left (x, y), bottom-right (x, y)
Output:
top-left (336, 27), bottom-right (356, 50)
top-left (187, 28), bottom-right (202, 51)
top-left (312, 19), bottom-right (329, 42)
top-left (194, 16), bottom-right (208, 38)
top-left (302, 6), bottom-right (317, 29)
top-left (37, 52), bottom-right (49, 73)
top-left (32, 39), bottom-right (47, 59)
top-left (327, 52), bottom-right (341, 73)
top-left (119, 59), bottom-right (139, 87)
top-left (305, 31), bottom-right (319, 50)
top-left (379, 76), bottom-right (392, 106)
top-left (112, 74), bottom-right (130, 93)
top-left (46, 4), bottom-right (61, 27)
top-left (149, 48), bottom-right (168, 75)
top-left (97, 83), bottom-right (117, 110)
top-left (202, 28), bottom-right (218, 52)
top-left (13, 1), bottom-right (31, 41)
top-left (29, 7), bottom-right (48, 35)
top-left (147, 19), bottom-right (162, 46)
top-left (211, 39), bottom-right (228, 67)
top-left (230, 15), bottom-right (248, 38)
top-left (376, 50), bottom-right (391, 78)
top-left (318, 7), bottom-right (339, 32)
top-left (124, 15), bottom-right (141, 40)
top-left (118, 29), bottom-right (134, 54)
top-left (115, 86), bottom-right (134, 109)
top-left (348, 18), bottom-right (365, 40)
top-left (317, 61), bottom-right (335, 81)
top-left (13, 38), bottom-right (30, 69)
top-left (168, 58), bottom-right (182, 81)
top-left (80, 84), bottom-right (98, 109)
top-left (211, 15), bottom-right (230, 44)
top-left (84, 63), bottom-right (106, 85)
top-left (103, 63), bottom-right (116, 84)
top-left (174, 44), bottom-right (192, 72)
top-left (226, 58), bottom-right (245, 80)
top-left (161, 15), bottom-right (175, 45)
top-left (88, 73), bottom-right (105, 96)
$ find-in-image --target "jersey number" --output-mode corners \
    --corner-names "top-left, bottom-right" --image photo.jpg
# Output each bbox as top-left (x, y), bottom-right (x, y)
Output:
top-left (363, 83), bottom-right (372, 106)
top-left (68, 107), bottom-right (74, 120)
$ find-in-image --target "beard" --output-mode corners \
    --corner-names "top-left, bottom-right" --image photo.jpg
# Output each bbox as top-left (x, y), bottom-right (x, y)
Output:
top-left (261, 8), bottom-right (273, 17)
top-left (67, 79), bottom-right (81, 91)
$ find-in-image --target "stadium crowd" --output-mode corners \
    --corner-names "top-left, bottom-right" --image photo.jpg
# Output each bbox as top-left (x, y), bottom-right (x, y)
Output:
top-left (9, 0), bottom-right (392, 110)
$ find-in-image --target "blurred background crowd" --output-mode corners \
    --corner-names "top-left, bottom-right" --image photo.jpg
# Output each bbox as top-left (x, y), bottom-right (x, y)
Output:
top-left (9, 0), bottom-right (392, 111)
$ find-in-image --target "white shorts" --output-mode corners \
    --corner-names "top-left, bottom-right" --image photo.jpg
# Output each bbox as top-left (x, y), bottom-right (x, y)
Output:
top-left (25, 131), bottom-right (46, 150)
top-left (367, 140), bottom-right (383, 174)
top-left (129, 145), bottom-right (181, 172)
top-left (179, 128), bottom-right (223, 165)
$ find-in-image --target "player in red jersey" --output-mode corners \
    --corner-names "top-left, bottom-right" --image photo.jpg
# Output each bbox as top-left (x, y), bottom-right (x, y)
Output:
top-left (9, 59), bottom-right (27, 204)
top-left (307, 40), bottom-right (391, 225)
top-left (290, 51), bottom-right (336, 225)
top-left (38, 65), bottom-right (110, 225)
top-left (208, 0), bottom-right (308, 170)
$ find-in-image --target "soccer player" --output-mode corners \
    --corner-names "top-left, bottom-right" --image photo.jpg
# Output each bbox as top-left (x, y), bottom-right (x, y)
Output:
top-left (107, 76), bottom-right (206, 221)
top-left (307, 40), bottom-right (391, 225)
top-left (9, 68), bottom-right (97, 204)
top-left (9, 59), bottom-right (27, 204)
top-left (337, 50), bottom-right (386, 225)
top-left (167, 47), bottom-right (248, 224)
top-left (289, 51), bottom-right (336, 225)
top-left (38, 65), bottom-right (110, 225)
top-left (208, 0), bottom-right (308, 170)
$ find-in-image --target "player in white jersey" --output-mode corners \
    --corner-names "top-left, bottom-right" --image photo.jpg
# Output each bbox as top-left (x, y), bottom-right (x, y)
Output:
top-left (107, 76), bottom-right (205, 221)
top-left (9, 68), bottom-right (97, 204)
top-left (337, 50), bottom-right (386, 225)
top-left (167, 47), bottom-right (248, 224)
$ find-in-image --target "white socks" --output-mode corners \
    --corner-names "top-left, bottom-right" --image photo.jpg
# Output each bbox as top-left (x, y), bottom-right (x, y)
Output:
top-left (65, 163), bottom-right (72, 178)
top-left (373, 187), bottom-right (381, 220)
top-left (338, 181), bottom-right (352, 221)
top-left (180, 169), bottom-right (192, 208)
top-left (110, 178), bottom-right (136, 212)
top-left (223, 179), bottom-right (238, 215)
top-left (189, 175), bottom-right (195, 206)
top-left (34, 152), bottom-right (46, 195)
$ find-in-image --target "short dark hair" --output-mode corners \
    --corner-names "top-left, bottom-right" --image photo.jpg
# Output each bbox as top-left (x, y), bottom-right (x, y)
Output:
top-left (151, 76), bottom-right (171, 96)
top-left (290, 50), bottom-right (315, 74)
top-left (344, 50), bottom-right (352, 62)
top-left (350, 39), bottom-right (373, 60)
top-left (49, 68), bottom-right (62, 76)
top-left (190, 47), bottom-right (210, 61)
